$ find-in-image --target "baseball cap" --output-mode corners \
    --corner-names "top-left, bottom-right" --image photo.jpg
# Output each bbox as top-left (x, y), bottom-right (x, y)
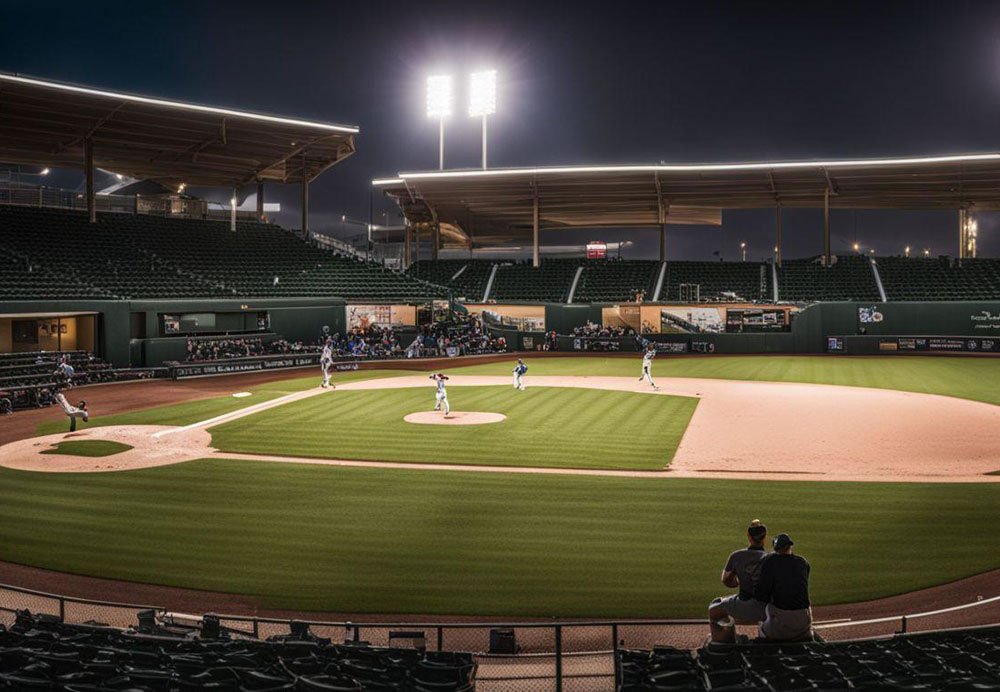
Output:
top-left (747, 519), bottom-right (766, 539)
top-left (773, 533), bottom-right (794, 550)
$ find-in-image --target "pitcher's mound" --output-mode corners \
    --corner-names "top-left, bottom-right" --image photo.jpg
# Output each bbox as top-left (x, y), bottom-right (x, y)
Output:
top-left (404, 411), bottom-right (506, 425)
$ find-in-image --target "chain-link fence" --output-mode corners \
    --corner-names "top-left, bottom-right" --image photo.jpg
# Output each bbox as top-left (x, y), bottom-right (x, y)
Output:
top-left (2, 582), bottom-right (998, 692)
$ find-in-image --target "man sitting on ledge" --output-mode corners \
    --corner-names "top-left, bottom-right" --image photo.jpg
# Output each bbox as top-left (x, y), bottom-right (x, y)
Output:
top-left (756, 533), bottom-right (813, 641)
top-left (708, 519), bottom-right (769, 643)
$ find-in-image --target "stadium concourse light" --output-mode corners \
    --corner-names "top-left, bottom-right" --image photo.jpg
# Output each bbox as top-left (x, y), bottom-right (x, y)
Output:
top-left (426, 75), bottom-right (453, 170)
top-left (924, 248), bottom-right (931, 256)
top-left (40, 167), bottom-right (50, 176)
top-left (468, 69), bottom-right (497, 169)
top-left (905, 245), bottom-right (911, 257)
top-left (740, 241), bottom-right (746, 262)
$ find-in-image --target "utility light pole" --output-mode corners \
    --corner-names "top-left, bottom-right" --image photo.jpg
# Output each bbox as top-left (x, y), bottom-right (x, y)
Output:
top-left (468, 70), bottom-right (496, 169)
top-left (426, 75), bottom-right (453, 171)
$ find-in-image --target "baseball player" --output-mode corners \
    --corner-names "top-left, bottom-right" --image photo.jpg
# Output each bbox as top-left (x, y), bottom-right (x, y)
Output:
top-left (54, 357), bottom-right (75, 388)
top-left (639, 344), bottom-right (659, 390)
top-left (512, 359), bottom-right (527, 390)
top-left (430, 373), bottom-right (450, 415)
top-left (320, 337), bottom-right (335, 388)
top-left (55, 391), bottom-right (88, 432)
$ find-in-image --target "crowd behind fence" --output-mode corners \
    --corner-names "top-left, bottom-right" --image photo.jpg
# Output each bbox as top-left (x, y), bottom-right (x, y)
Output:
top-left (1, 582), bottom-right (998, 691)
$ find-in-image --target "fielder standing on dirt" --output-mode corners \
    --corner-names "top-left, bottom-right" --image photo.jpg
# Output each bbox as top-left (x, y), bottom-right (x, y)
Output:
top-left (512, 359), bottom-right (527, 390)
top-left (639, 344), bottom-right (659, 390)
top-left (320, 337), bottom-right (335, 389)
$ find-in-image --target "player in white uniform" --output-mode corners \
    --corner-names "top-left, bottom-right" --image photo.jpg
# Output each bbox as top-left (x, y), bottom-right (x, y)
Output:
top-left (55, 391), bottom-right (88, 431)
top-left (320, 337), bottom-right (335, 388)
top-left (639, 345), bottom-right (659, 390)
top-left (430, 373), bottom-right (450, 415)
top-left (512, 359), bottom-right (527, 390)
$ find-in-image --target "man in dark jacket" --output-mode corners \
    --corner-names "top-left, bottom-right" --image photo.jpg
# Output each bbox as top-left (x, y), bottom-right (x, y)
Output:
top-left (755, 533), bottom-right (812, 641)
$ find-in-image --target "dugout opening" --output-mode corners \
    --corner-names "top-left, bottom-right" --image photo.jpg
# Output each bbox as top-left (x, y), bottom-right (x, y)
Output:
top-left (0, 312), bottom-right (97, 353)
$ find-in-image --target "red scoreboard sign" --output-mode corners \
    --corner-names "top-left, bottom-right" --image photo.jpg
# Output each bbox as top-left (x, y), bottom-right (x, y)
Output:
top-left (586, 241), bottom-right (607, 259)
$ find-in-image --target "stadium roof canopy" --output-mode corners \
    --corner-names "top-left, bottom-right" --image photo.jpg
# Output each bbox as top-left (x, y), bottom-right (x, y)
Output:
top-left (373, 153), bottom-right (1000, 253)
top-left (0, 72), bottom-right (358, 188)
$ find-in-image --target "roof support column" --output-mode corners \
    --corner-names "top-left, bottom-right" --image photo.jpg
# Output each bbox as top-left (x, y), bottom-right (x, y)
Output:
top-left (230, 188), bottom-right (237, 231)
top-left (404, 222), bottom-right (412, 269)
top-left (823, 187), bottom-right (831, 266)
top-left (84, 137), bottom-right (95, 224)
top-left (301, 158), bottom-right (309, 240)
top-left (657, 196), bottom-right (667, 262)
top-left (429, 206), bottom-right (440, 262)
top-left (775, 203), bottom-right (783, 268)
top-left (532, 195), bottom-right (540, 268)
top-left (256, 181), bottom-right (265, 223)
top-left (957, 207), bottom-right (966, 260)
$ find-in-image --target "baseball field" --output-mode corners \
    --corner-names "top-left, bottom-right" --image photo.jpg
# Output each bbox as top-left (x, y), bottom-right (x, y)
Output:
top-left (2, 355), bottom-right (999, 618)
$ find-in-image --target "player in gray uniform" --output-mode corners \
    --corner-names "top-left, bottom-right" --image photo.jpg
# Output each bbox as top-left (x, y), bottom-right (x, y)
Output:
top-left (320, 337), bottom-right (335, 388)
top-left (55, 391), bottom-right (88, 432)
top-left (430, 373), bottom-right (450, 415)
top-left (639, 344), bottom-right (658, 390)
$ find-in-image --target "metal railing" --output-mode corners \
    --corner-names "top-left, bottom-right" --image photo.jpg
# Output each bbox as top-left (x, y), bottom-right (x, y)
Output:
top-left (1, 580), bottom-right (998, 691)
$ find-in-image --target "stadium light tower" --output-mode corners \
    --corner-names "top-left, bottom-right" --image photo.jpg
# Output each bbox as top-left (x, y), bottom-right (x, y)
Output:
top-left (740, 241), bottom-right (747, 262)
top-left (468, 70), bottom-right (497, 169)
top-left (426, 75), bottom-right (453, 170)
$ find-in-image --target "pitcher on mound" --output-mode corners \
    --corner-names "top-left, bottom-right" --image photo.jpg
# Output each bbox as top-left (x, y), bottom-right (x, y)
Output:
top-left (430, 373), bottom-right (450, 415)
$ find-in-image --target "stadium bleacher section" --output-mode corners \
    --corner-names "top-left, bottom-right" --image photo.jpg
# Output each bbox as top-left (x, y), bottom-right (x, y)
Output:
top-left (489, 258), bottom-right (583, 302)
top-left (876, 256), bottom-right (1000, 301)
top-left (0, 350), bottom-right (158, 411)
top-left (0, 207), bottom-right (446, 301)
top-left (661, 261), bottom-right (771, 303)
top-left (407, 259), bottom-right (493, 301)
top-left (0, 610), bottom-right (476, 691)
top-left (573, 259), bottom-right (660, 303)
top-left (777, 256), bottom-right (880, 302)
top-left (619, 625), bottom-right (1000, 690)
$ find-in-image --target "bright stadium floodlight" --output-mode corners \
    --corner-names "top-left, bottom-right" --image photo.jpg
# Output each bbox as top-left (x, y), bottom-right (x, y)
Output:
top-left (740, 241), bottom-right (747, 262)
top-left (469, 70), bottom-right (497, 169)
top-left (905, 245), bottom-right (911, 257)
top-left (426, 75), bottom-right (453, 170)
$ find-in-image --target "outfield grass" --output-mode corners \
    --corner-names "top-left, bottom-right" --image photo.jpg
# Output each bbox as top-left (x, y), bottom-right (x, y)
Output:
top-left (448, 355), bottom-right (1000, 406)
top-left (209, 386), bottom-right (697, 470)
top-left (35, 370), bottom-right (412, 436)
top-left (0, 459), bottom-right (998, 617)
top-left (41, 440), bottom-right (132, 457)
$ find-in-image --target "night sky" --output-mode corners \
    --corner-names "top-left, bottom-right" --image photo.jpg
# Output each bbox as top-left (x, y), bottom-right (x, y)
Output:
top-left (2, 0), bottom-right (999, 259)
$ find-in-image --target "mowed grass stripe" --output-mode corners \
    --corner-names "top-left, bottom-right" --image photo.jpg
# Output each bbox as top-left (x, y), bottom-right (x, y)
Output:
top-left (448, 356), bottom-right (1000, 407)
top-left (35, 370), bottom-right (413, 436)
top-left (209, 386), bottom-right (697, 470)
top-left (0, 460), bottom-right (998, 617)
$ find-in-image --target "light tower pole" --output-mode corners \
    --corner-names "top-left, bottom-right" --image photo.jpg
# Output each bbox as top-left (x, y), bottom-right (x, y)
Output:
top-left (426, 75), bottom-right (453, 170)
top-left (469, 70), bottom-right (496, 169)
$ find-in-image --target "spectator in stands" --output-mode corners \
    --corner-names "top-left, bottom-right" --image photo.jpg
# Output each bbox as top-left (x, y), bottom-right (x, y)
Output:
top-left (755, 533), bottom-right (813, 641)
top-left (708, 520), bottom-right (769, 643)
top-left (0, 392), bottom-right (11, 415)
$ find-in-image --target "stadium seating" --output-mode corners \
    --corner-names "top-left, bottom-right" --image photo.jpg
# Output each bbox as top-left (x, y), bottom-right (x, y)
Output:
top-left (0, 206), bottom-right (446, 301)
top-left (661, 261), bottom-right (771, 303)
top-left (490, 258), bottom-right (583, 301)
top-left (573, 259), bottom-right (660, 303)
top-left (0, 610), bottom-right (477, 691)
top-left (407, 259), bottom-right (493, 301)
top-left (777, 256), bottom-right (880, 302)
top-left (619, 625), bottom-right (1000, 690)
top-left (876, 256), bottom-right (1000, 300)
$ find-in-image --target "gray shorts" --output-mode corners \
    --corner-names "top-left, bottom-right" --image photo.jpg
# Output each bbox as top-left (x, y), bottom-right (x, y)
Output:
top-left (759, 604), bottom-right (813, 641)
top-left (710, 595), bottom-right (766, 624)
